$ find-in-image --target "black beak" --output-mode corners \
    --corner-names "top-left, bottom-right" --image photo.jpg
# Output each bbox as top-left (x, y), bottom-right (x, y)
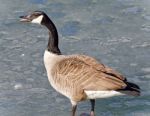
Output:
top-left (19, 15), bottom-right (31, 22)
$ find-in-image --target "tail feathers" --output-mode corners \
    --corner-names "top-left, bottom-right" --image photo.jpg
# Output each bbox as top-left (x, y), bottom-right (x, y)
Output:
top-left (118, 82), bottom-right (140, 96)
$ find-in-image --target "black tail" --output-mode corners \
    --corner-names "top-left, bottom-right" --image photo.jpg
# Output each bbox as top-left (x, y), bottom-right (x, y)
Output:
top-left (118, 82), bottom-right (140, 96)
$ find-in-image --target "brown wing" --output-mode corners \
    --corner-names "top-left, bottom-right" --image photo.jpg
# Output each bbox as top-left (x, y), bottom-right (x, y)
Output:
top-left (52, 56), bottom-right (127, 92)
top-left (76, 55), bottom-right (127, 81)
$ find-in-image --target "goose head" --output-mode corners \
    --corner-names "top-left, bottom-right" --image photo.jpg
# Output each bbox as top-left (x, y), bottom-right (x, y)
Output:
top-left (20, 11), bottom-right (61, 54)
top-left (20, 11), bottom-right (49, 25)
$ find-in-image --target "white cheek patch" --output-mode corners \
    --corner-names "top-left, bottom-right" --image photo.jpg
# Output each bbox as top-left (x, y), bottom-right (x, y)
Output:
top-left (31, 15), bottom-right (43, 24)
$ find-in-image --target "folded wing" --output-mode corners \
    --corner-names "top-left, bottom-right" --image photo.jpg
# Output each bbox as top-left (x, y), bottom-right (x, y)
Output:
top-left (52, 56), bottom-right (127, 92)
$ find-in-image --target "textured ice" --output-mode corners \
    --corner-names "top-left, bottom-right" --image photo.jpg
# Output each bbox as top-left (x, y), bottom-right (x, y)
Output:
top-left (60, 21), bottom-right (81, 36)
top-left (14, 83), bottom-right (23, 90)
top-left (141, 67), bottom-right (150, 72)
top-left (0, 0), bottom-right (150, 116)
top-left (145, 75), bottom-right (150, 79)
top-left (122, 6), bottom-right (143, 15)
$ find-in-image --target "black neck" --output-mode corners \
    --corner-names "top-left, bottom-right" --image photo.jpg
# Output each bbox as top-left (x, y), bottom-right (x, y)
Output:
top-left (44, 17), bottom-right (61, 55)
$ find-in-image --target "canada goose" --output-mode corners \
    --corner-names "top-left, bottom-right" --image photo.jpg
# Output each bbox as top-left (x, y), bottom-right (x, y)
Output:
top-left (20, 11), bottom-right (140, 116)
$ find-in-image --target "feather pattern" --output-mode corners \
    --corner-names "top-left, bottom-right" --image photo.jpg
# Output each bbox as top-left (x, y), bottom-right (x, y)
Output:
top-left (48, 54), bottom-right (127, 102)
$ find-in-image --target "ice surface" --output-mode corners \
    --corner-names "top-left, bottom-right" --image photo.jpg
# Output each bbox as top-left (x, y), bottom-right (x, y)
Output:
top-left (0, 0), bottom-right (150, 116)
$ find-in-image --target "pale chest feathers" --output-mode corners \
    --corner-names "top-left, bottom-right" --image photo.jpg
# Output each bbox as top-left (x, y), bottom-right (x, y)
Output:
top-left (43, 50), bottom-right (65, 92)
top-left (44, 50), bottom-right (63, 71)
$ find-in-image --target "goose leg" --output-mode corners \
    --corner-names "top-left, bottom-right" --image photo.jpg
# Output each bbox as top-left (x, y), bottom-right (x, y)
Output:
top-left (71, 105), bottom-right (77, 116)
top-left (90, 99), bottom-right (95, 116)
top-left (71, 101), bottom-right (77, 116)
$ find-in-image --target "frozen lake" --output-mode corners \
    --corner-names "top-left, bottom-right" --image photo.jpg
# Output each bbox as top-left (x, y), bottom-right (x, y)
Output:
top-left (0, 0), bottom-right (150, 116)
